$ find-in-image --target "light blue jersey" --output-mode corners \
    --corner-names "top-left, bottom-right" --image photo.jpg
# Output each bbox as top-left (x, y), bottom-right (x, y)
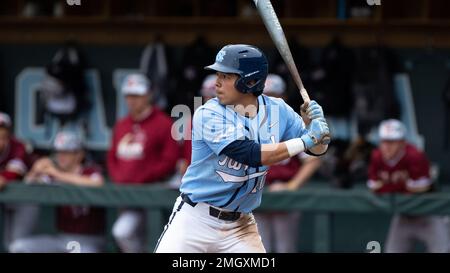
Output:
top-left (180, 95), bottom-right (308, 213)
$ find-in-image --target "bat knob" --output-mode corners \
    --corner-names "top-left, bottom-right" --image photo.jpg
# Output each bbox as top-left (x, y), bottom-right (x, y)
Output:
top-left (321, 135), bottom-right (331, 145)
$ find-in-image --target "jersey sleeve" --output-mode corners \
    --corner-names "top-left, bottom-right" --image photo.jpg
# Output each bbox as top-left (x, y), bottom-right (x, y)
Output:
top-left (368, 150), bottom-right (381, 181)
top-left (407, 151), bottom-right (430, 180)
top-left (106, 124), bottom-right (120, 181)
top-left (83, 166), bottom-right (104, 183)
top-left (280, 102), bottom-right (308, 141)
top-left (192, 106), bottom-right (246, 155)
top-left (0, 141), bottom-right (28, 181)
top-left (367, 150), bottom-right (387, 192)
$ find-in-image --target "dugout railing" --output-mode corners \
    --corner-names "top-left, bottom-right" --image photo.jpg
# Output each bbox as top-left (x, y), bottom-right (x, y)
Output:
top-left (0, 182), bottom-right (449, 253)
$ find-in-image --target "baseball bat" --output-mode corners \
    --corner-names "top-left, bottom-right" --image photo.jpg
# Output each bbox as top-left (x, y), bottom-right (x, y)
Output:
top-left (253, 0), bottom-right (331, 145)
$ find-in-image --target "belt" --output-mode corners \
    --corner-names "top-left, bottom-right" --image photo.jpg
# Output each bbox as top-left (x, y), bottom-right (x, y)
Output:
top-left (181, 193), bottom-right (241, 222)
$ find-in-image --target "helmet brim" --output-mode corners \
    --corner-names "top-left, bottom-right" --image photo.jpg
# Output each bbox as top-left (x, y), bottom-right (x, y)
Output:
top-left (204, 62), bottom-right (242, 74)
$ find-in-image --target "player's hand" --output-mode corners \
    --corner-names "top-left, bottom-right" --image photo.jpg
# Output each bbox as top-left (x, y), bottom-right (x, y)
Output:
top-left (31, 157), bottom-right (53, 173)
top-left (301, 100), bottom-right (325, 123)
top-left (269, 182), bottom-right (297, 192)
top-left (41, 164), bottom-right (59, 178)
top-left (300, 118), bottom-right (330, 149)
top-left (300, 102), bottom-right (310, 126)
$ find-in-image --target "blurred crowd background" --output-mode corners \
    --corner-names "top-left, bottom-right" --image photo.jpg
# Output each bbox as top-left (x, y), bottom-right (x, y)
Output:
top-left (0, 0), bottom-right (450, 253)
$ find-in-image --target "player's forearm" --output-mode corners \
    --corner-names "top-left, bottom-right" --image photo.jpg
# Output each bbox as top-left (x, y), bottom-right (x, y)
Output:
top-left (53, 171), bottom-right (104, 187)
top-left (24, 170), bottom-right (40, 182)
top-left (261, 138), bottom-right (307, 165)
top-left (260, 143), bottom-right (291, 166)
top-left (406, 177), bottom-right (432, 193)
top-left (261, 138), bottom-right (328, 166)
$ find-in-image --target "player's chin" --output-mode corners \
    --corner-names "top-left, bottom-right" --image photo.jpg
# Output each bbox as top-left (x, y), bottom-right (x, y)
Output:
top-left (217, 96), bottom-right (228, 106)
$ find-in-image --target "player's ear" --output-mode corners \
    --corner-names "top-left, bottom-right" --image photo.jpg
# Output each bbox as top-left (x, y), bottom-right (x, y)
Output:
top-left (246, 80), bottom-right (257, 88)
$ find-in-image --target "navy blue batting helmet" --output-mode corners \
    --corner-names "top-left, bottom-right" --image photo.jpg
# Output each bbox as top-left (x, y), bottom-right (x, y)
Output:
top-left (205, 44), bottom-right (268, 95)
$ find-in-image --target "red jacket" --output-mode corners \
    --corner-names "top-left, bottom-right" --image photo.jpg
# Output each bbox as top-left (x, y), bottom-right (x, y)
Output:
top-left (368, 144), bottom-right (430, 193)
top-left (107, 107), bottom-right (179, 184)
top-left (0, 137), bottom-right (27, 181)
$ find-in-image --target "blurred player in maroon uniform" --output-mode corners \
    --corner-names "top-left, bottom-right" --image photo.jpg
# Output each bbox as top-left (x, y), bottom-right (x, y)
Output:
top-left (368, 119), bottom-right (449, 253)
top-left (10, 131), bottom-right (106, 253)
top-left (254, 75), bottom-right (322, 253)
top-left (107, 73), bottom-right (178, 252)
top-left (0, 112), bottom-right (27, 189)
top-left (0, 112), bottom-right (39, 252)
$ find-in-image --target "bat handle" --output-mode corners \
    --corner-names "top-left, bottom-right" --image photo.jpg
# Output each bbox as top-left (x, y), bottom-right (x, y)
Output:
top-left (300, 88), bottom-right (310, 103)
top-left (299, 88), bottom-right (310, 116)
top-left (300, 88), bottom-right (331, 145)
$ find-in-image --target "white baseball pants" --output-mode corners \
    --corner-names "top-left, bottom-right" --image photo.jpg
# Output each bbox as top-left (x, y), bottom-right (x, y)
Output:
top-left (112, 209), bottom-right (146, 253)
top-left (155, 196), bottom-right (266, 253)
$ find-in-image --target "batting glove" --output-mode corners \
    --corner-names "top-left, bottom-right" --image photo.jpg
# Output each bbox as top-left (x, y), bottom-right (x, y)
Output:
top-left (304, 100), bottom-right (325, 120)
top-left (301, 118), bottom-right (330, 149)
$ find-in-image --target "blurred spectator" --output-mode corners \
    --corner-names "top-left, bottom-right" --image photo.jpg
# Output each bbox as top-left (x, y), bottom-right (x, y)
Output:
top-left (10, 131), bottom-right (106, 253)
top-left (261, 74), bottom-right (286, 100)
top-left (367, 119), bottom-right (449, 253)
top-left (0, 112), bottom-right (28, 189)
top-left (200, 74), bottom-right (217, 103)
top-left (107, 73), bottom-right (178, 253)
top-left (0, 112), bottom-right (38, 252)
top-left (254, 75), bottom-right (322, 253)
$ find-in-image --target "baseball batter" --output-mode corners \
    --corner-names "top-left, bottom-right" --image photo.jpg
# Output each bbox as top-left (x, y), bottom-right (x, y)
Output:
top-left (155, 44), bottom-right (330, 253)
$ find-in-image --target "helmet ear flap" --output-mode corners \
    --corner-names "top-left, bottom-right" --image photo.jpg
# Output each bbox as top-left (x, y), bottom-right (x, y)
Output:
top-left (234, 76), bottom-right (266, 94)
top-left (234, 77), bottom-right (248, 93)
